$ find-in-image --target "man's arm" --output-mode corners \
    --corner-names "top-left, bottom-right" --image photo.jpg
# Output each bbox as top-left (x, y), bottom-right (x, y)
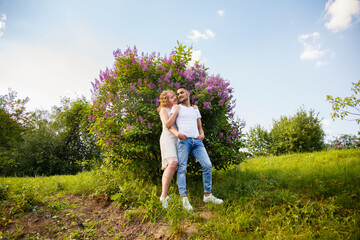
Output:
top-left (196, 118), bottom-right (205, 141)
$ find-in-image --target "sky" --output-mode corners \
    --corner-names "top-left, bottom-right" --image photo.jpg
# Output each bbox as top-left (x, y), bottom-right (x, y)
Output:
top-left (1, 0), bottom-right (359, 141)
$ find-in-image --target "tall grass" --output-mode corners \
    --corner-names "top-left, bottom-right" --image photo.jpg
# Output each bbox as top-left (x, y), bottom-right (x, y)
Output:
top-left (199, 149), bottom-right (360, 239)
top-left (1, 149), bottom-right (359, 239)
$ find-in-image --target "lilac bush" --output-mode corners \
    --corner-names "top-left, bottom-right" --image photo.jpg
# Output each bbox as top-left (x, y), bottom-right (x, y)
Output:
top-left (90, 43), bottom-right (245, 178)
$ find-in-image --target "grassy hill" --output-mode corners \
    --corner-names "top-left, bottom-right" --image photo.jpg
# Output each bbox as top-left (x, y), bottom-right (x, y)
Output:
top-left (1, 148), bottom-right (359, 239)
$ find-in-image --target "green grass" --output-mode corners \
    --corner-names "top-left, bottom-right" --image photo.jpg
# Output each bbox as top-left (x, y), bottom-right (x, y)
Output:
top-left (1, 148), bottom-right (359, 239)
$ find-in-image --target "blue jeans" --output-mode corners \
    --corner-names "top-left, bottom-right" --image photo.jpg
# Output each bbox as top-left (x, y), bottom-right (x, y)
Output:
top-left (176, 138), bottom-right (212, 196)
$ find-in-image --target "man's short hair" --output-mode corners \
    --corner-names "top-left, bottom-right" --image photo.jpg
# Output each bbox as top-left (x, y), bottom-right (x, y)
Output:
top-left (177, 85), bottom-right (190, 92)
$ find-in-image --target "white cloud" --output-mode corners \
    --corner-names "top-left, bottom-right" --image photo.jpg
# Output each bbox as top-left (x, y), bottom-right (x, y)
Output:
top-left (324, 0), bottom-right (360, 32)
top-left (0, 13), bottom-right (6, 37)
top-left (298, 32), bottom-right (328, 64)
top-left (188, 50), bottom-right (207, 66)
top-left (315, 60), bottom-right (329, 68)
top-left (217, 10), bottom-right (225, 16)
top-left (321, 118), bottom-right (331, 127)
top-left (187, 29), bottom-right (215, 42)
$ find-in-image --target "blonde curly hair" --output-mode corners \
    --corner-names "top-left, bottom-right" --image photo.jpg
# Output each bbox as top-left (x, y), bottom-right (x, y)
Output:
top-left (157, 90), bottom-right (175, 112)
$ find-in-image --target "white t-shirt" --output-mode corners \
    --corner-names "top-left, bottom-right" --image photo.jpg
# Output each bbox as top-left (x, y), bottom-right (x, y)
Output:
top-left (170, 105), bottom-right (201, 138)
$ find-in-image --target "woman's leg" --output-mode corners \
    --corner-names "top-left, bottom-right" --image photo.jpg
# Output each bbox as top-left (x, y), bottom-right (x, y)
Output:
top-left (160, 161), bottom-right (178, 198)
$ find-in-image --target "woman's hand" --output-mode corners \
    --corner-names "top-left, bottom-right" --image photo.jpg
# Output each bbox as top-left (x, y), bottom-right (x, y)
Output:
top-left (173, 104), bottom-right (180, 112)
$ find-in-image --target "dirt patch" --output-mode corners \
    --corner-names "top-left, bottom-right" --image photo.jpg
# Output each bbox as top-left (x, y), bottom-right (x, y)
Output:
top-left (1, 194), bottom-right (181, 239)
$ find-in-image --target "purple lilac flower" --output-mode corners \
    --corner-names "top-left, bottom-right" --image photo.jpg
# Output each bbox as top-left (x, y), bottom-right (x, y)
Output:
top-left (110, 111), bottom-right (115, 116)
top-left (126, 123), bottom-right (133, 130)
top-left (147, 122), bottom-right (152, 129)
top-left (158, 65), bottom-right (166, 71)
top-left (121, 127), bottom-right (125, 133)
top-left (219, 132), bottom-right (223, 138)
top-left (139, 116), bottom-right (144, 124)
top-left (174, 82), bottom-right (180, 88)
top-left (198, 94), bottom-right (202, 98)
top-left (203, 101), bottom-right (211, 110)
top-left (219, 99), bottom-right (225, 106)
top-left (113, 49), bottom-right (122, 58)
top-left (138, 78), bottom-right (142, 87)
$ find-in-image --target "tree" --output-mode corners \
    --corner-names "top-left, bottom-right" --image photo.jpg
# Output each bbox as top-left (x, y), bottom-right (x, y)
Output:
top-left (51, 97), bottom-right (102, 172)
top-left (90, 43), bottom-right (245, 178)
top-left (327, 80), bottom-right (360, 124)
top-left (246, 124), bottom-right (272, 157)
top-left (328, 134), bottom-right (360, 149)
top-left (0, 90), bottom-right (30, 175)
top-left (16, 97), bottom-right (102, 176)
top-left (269, 107), bottom-right (325, 155)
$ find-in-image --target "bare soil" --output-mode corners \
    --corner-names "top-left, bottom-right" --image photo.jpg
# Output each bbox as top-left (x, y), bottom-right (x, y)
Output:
top-left (1, 194), bottom-right (208, 239)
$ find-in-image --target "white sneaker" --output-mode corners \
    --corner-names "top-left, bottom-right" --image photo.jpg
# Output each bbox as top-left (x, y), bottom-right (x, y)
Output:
top-left (182, 197), bottom-right (194, 211)
top-left (203, 194), bottom-right (223, 204)
top-left (160, 196), bottom-right (169, 208)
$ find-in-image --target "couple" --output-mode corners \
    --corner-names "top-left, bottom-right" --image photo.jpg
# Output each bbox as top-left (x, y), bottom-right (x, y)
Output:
top-left (157, 86), bottom-right (223, 210)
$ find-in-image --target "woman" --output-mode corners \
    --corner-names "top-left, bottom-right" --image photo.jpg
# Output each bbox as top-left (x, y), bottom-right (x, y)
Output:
top-left (157, 90), bottom-right (180, 208)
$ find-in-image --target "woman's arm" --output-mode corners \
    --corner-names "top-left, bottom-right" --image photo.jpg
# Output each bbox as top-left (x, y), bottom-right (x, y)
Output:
top-left (165, 105), bottom-right (180, 128)
top-left (159, 106), bottom-right (179, 128)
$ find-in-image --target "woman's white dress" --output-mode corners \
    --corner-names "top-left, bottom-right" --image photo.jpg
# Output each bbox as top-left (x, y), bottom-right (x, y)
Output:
top-left (160, 108), bottom-right (178, 170)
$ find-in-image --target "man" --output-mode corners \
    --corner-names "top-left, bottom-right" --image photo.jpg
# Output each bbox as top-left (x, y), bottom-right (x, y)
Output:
top-left (170, 86), bottom-right (223, 210)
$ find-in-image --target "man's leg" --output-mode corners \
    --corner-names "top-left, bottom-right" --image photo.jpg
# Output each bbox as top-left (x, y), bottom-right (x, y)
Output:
top-left (176, 138), bottom-right (191, 197)
top-left (191, 139), bottom-right (212, 194)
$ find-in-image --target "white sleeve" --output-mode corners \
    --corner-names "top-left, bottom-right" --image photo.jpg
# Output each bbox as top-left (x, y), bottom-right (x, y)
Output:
top-left (170, 106), bottom-right (175, 114)
top-left (195, 108), bottom-right (201, 118)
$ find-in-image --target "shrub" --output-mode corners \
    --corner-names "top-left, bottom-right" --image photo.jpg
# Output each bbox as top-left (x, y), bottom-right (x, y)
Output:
top-left (270, 107), bottom-right (325, 155)
top-left (246, 124), bottom-right (272, 157)
top-left (89, 43), bottom-right (245, 178)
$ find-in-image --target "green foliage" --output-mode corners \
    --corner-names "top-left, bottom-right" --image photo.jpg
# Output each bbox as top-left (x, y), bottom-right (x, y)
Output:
top-left (0, 95), bottom-right (101, 176)
top-left (1, 149), bottom-right (359, 239)
top-left (328, 133), bottom-right (360, 149)
top-left (269, 107), bottom-right (325, 155)
top-left (327, 80), bottom-right (360, 124)
top-left (90, 43), bottom-right (245, 178)
top-left (51, 97), bottom-right (102, 172)
top-left (246, 124), bottom-right (272, 157)
top-left (0, 88), bottom-right (32, 127)
top-left (0, 90), bottom-right (29, 175)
